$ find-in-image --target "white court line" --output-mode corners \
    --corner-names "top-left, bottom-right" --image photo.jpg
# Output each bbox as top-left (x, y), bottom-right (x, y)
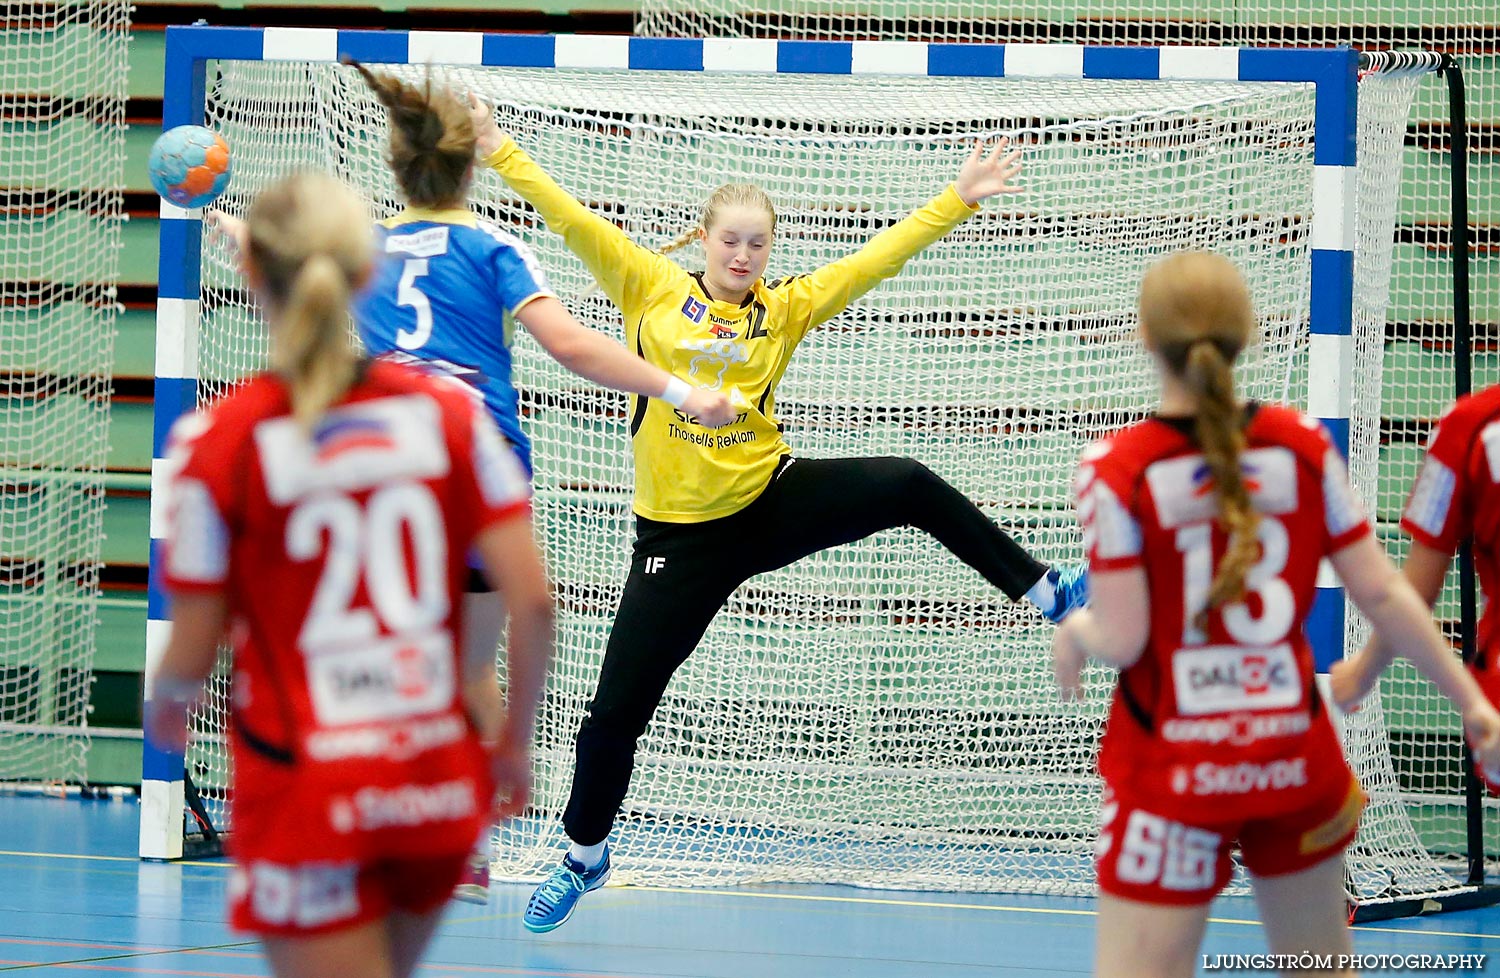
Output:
top-left (3, 849), bottom-right (1496, 940)
top-left (629, 883), bottom-right (1500, 939)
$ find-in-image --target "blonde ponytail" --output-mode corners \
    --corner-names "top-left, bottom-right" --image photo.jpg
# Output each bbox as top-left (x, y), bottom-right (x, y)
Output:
top-left (246, 172), bottom-right (372, 430)
top-left (1184, 339), bottom-right (1258, 615)
top-left (270, 255), bottom-right (359, 429)
top-left (1138, 250), bottom-right (1259, 628)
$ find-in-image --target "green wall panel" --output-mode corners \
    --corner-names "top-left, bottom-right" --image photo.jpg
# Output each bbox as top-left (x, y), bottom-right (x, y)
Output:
top-left (1399, 147), bottom-right (1497, 226)
top-left (121, 217), bottom-right (160, 286)
top-left (125, 123), bottom-right (164, 195)
top-left (107, 401), bottom-right (154, 473)
top-left (128, 30), bottom-right (166, 100)
top-left (1382, 341), bottom-right (1458, 421)
top-left (85, 736), bottom-right (142, 786)
top-left (114, 309), bottom-right (157, 379)
top-left (1375, 441), bottom-right (1427, 521)
top-left (1, 305), bottom-right (116, 376)
top-left (1385, 245), bottom-right (1499, 326)
top-left (95, 598), bottom-right (148, 673)
top-left (101, 493), bottom-right (150, 567)
top-left (0, 398), bottom-right (109, 469)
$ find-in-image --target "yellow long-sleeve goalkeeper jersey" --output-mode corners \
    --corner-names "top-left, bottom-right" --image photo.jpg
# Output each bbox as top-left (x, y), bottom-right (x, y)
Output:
top-left (483, 138), bottom-right (978, 523)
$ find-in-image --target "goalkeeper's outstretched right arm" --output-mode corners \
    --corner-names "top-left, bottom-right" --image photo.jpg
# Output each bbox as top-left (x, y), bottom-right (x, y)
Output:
top-left (468, 93), bottom-right (671, 316)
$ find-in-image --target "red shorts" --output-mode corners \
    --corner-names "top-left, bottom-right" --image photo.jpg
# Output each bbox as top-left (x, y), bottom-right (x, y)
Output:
top-left (1094, 775), bottom-right (1365, 906)
top-left (228, 852), bottom-right (469, 936)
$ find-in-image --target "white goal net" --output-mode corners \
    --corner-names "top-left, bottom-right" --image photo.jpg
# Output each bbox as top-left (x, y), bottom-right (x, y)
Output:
top-left (635, 0), bottom-right (1500, 891)
top-left (179, 54), bottom-right (1444, 900)
top-left (0, 0), bottom-right (128, 784)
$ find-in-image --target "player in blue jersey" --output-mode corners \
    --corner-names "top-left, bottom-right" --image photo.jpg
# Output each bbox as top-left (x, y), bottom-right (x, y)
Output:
top-left (346, 59), bottom-right (735, 476)
top-left (344, 61), bottom-right (737, 903)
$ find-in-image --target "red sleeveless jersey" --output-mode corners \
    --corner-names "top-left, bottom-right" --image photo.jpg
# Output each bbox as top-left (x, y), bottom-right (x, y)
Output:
top-left (1075, 404), bottom-right (1370, 821)
top-left (161, 361), bottom-right (531, 864)
top-left (1402, 384), bottom-right (1500, 666)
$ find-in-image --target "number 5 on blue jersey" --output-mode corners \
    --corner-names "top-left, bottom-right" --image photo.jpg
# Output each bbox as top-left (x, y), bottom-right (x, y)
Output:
top-left (396, 258), bottom-right (433, 350)
top-left (354, 210), bottom-right (558, 475)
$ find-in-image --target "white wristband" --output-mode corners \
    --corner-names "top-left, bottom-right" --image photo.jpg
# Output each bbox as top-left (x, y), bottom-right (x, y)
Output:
top-left (149, 672), bottom-right (202, 708)
top-left (661, 376), bottom-right (692, 409)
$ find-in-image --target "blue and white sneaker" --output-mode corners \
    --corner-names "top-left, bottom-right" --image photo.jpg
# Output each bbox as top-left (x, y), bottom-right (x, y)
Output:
top-left (1043, 563), bottom-right (1090, 624)
top-left (522, 847), bottom-right (612, 933)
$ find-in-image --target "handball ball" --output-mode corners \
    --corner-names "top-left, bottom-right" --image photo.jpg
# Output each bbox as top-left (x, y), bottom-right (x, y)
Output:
top-left (148, 125), bottom-right (231, 209)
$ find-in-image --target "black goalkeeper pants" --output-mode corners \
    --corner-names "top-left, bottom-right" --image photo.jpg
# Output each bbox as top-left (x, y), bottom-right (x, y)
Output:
top-left (561, 455), bottom-right (1050, 846)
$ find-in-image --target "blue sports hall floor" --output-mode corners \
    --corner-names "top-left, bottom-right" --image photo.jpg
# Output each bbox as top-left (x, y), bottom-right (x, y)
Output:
top-left (0, 793), bottom-right (1495, 976)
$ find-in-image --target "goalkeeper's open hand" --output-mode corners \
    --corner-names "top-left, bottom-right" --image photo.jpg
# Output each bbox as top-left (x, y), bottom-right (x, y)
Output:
top-left (953, 137), bottom-right (1023, 206)
top-left (467, 91), bottom-right (508, 159)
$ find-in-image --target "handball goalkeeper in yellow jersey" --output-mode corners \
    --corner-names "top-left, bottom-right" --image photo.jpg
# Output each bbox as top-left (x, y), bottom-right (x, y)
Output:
top-left (468, 97), bottom-right (1090, 933)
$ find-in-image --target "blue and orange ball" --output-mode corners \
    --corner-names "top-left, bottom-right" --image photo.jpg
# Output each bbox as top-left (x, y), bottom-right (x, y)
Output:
top-left (148, 125), bottom-right (232, 209)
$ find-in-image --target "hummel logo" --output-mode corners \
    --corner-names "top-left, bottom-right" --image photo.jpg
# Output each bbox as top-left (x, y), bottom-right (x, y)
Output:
top-left (645, 556), bottom-right (666, 574)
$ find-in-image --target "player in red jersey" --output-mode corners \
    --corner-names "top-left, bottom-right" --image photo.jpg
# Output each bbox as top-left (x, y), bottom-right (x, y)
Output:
top-left (1334, 383), bottom-right (1500, 791)
top-left (1051, 251), bottom-right (1500, 978)
top-left (144, 172), bottom-right (555, 978)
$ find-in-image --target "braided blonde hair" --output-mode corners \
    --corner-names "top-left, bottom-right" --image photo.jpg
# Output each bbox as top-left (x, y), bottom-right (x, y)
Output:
top-left (247, 172), bottom-right (373, 429)
top-left (1139, 251), bottom-right (1258, 619)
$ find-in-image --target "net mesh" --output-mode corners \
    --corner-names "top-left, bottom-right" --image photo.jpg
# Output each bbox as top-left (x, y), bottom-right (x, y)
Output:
top-left (0, 0), bottom-right (127, 783)
top-left (181, 58), bottom-right (1431, 897)
top-left (634, 0), bottom-right (1500, 888)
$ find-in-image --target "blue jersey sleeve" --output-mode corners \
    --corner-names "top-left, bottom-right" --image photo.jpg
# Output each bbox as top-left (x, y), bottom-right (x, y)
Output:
top-left (478, 221), bottom-right (554, 315)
